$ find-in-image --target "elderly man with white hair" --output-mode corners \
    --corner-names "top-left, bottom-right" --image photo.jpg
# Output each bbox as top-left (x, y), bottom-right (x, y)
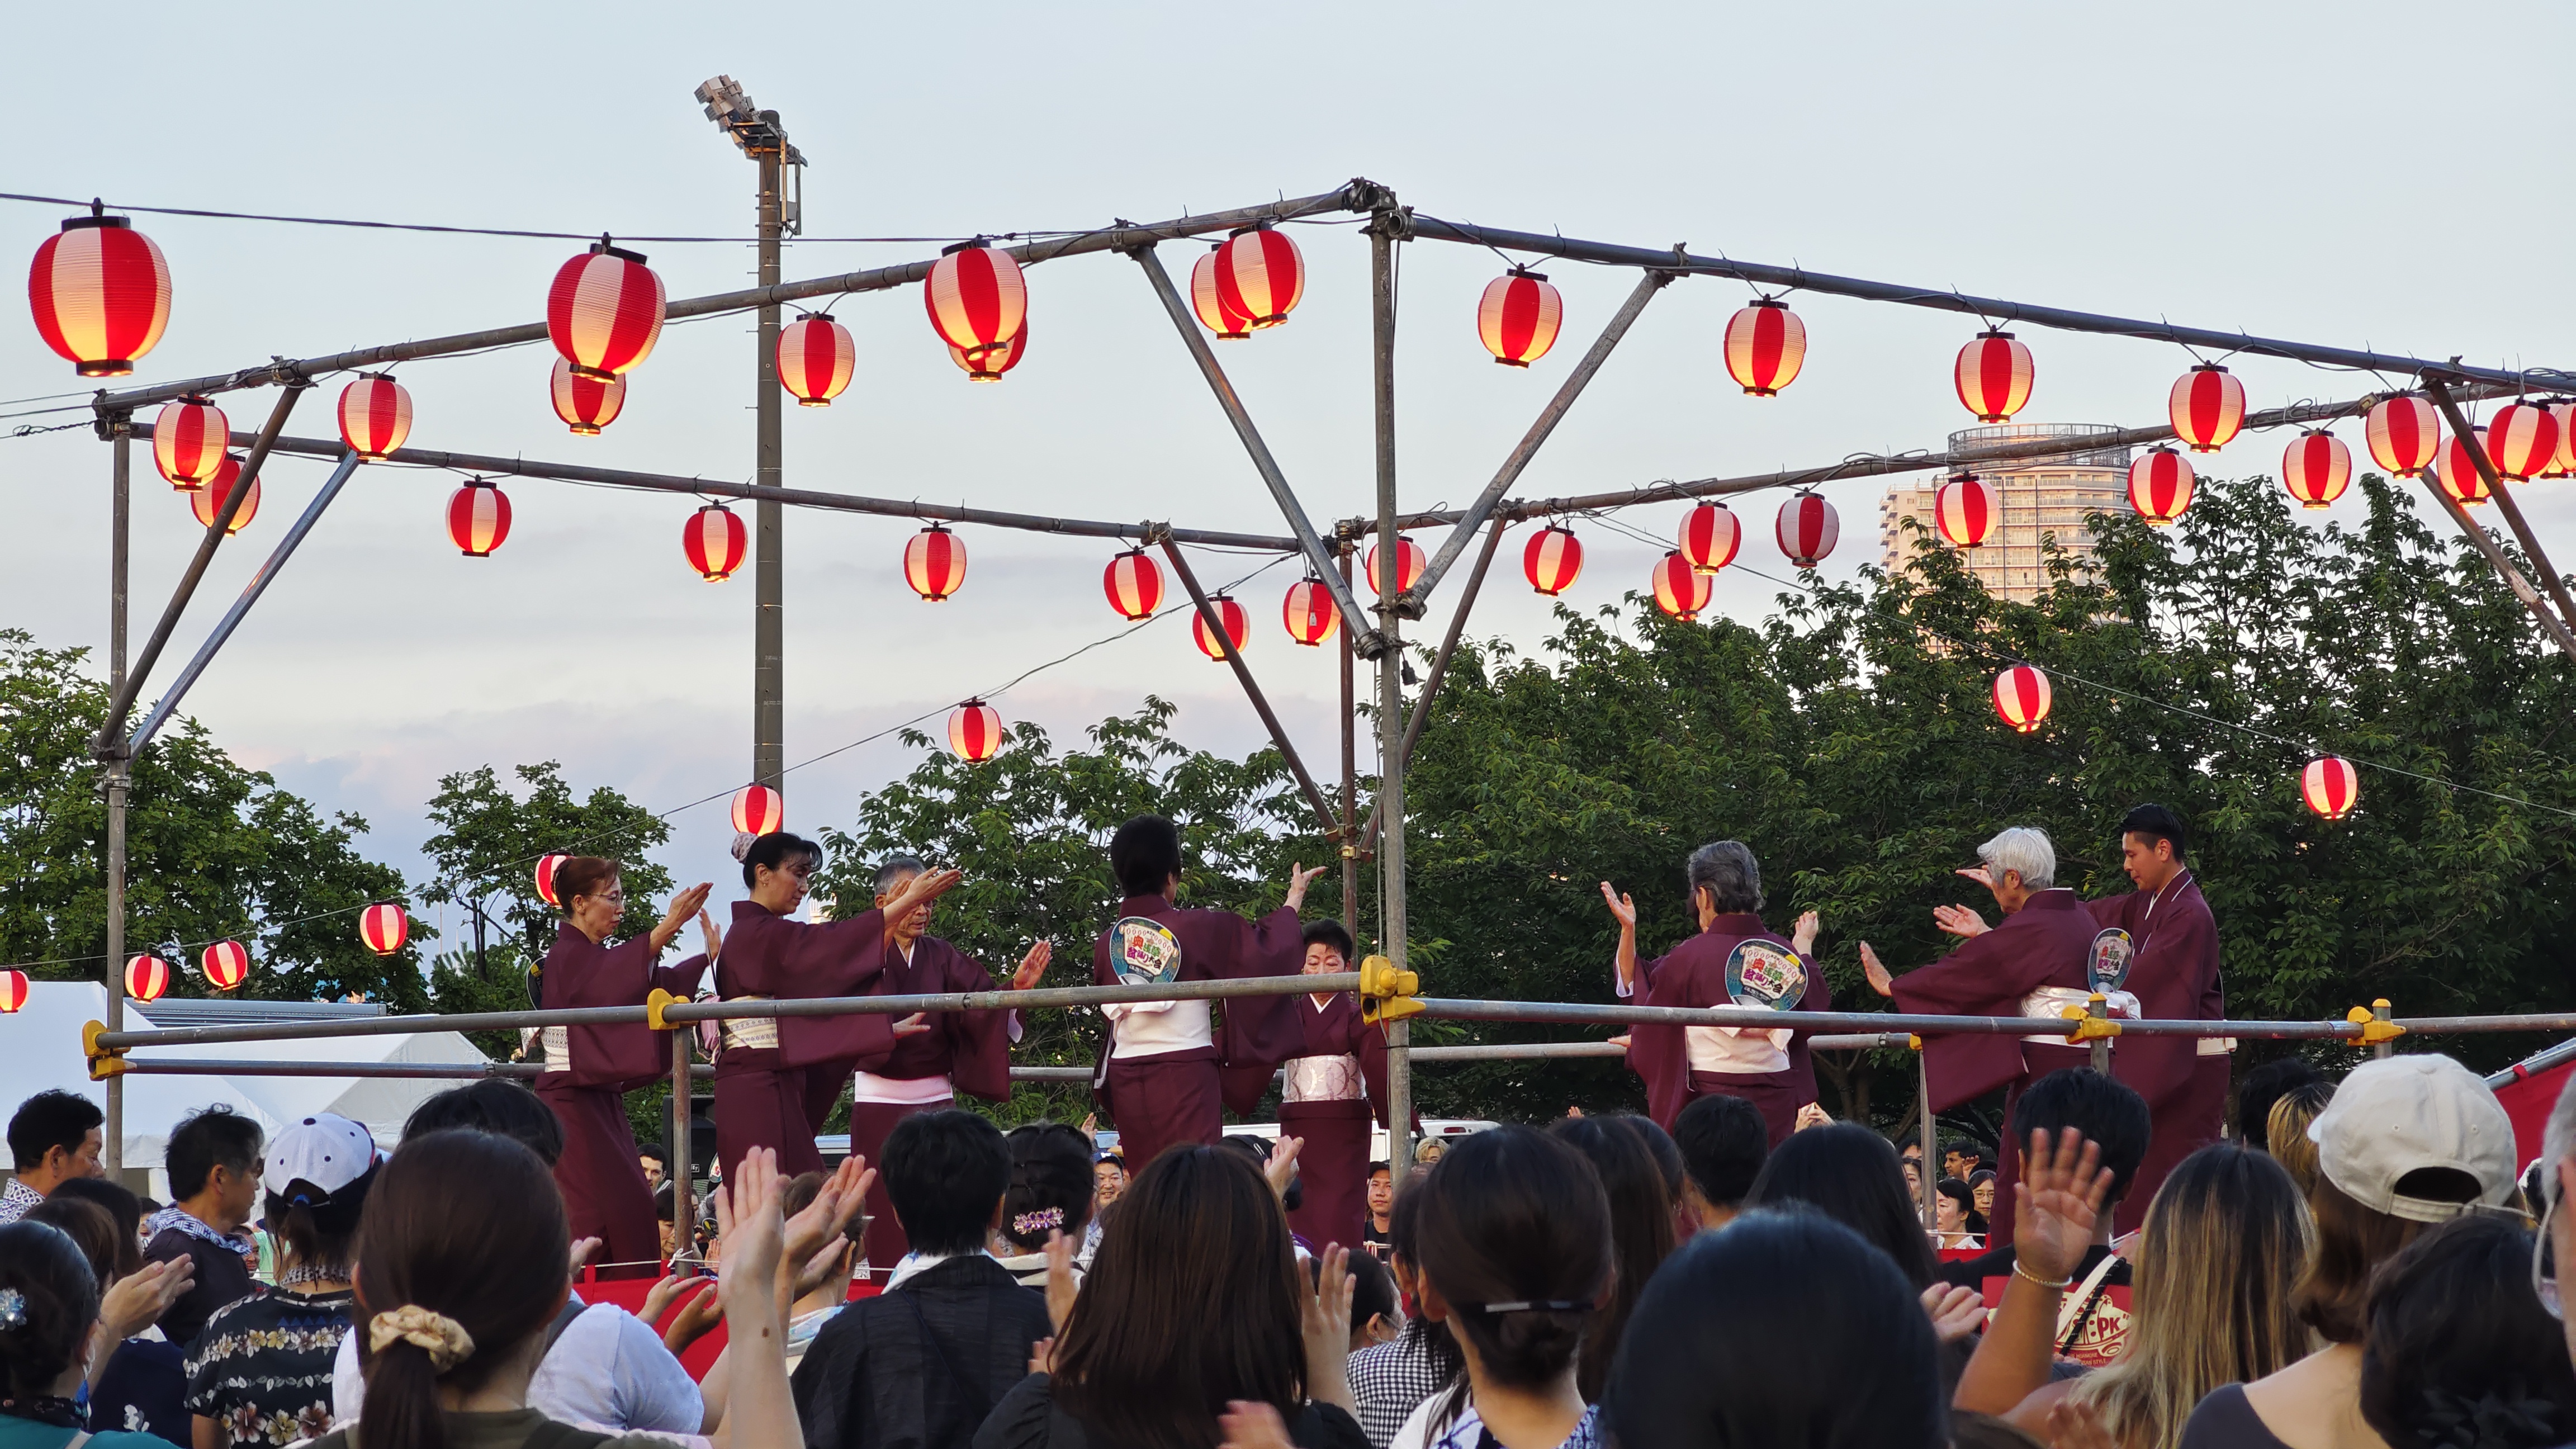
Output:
top-left (1858, 826), bottom-right (2097, 1249)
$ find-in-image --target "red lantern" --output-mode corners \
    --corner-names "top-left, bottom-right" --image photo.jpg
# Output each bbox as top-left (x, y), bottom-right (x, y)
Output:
top-left (777, 313), bottom-right (856, 407)
top-left (2302, 756), bottom-right (2360, 820)
top-left (2281, 430), bottom-right (2351, 509)
top-left (548, 240), bottom-right (665, 381)
top-left (337, 374), bottom-right (413, 460)
top-left (201, 940), bottom-right (249, 991)
top-left (2438, 430), bottom-right (2493, 506)
top-left (2546, 400), bottom-right (2576, 479)
top-left (536, 853), bottom-right (568, 907)
top-left (1214, 225), bottom-right (1304, 330)
top-left (2167, 364), bottom-right (2245, 452)
top-left (1367, 536), bottom-right (1425, 598)
top-left (551, 357), bottom-right (626, 435)
top-left (1679, 503), bottom-right (1741, 574)
top-left (1191, 248), bottom-right (1254, 340)
top-left (926, 241), bottom-right (1028, 378)
top-left (905, 524), bottom-right (967, 600)
top-left (732, 783), bottom-right (784, 837)
top-left (1478, 268), bottom-right (1562, 367)
top-left (1955, 330), bottom-right (2034, 422)
top-left (1722, 300), bottom-right (1807, 396)
top-left (359, 903), bottom-right (409, 956)
top-left (1651, 551), bottom-right (1713, 621)
top-left (2127, 448), bottom-right (2195, 526)
top-left (447, 481), bottom-right (512, 556)
top-left (683, 503), bottom-right (747, 582)
top-left (1523, 525), bottom-right (1584, 596)
top-left (1282, 577), bottom-right (1339, 646)
top-left (1935, 474), bottom-right (1998, 548)
top-left (1992, 665), bottom-right (2052, 733)
top-left (1775, 492), bottom-right (1840, 568)
top-left (948, 323), bottom-right (1027, 380)
top-left (2485, 402), bottom-right (2559, 482)
top-left (2365, 395), bottom-right (2440, 477)
top-left (0, 969), bottom-right (25, 1014)
top-left (948, 699), bottom-right (1005, 762)
top-left (188, 456), bottom-right (257, 534)
top-left (124, 954), bottom-right (171, 1003)
top-left (1102, 550), bottom-right (1164, 621)
top-left (1192, 595), bottom-right (1251, 660)
top-left (154, 396), bottom-right (229, 490)
top-left (28, 208), bottom-right (171, 377)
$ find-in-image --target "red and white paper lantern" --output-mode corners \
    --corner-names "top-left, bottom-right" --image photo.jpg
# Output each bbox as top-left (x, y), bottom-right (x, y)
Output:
top-left (1192, 595), bottom-right (1251, 660)
top-left (2127, 448), bottom-right (2195, 526)
top-left (536, 853), bottom-right (569, 907)
top-left (0, 970), bottom-right (25, 1014)
top-left (732, 784), bottom-right (784, 837)
top-left (683, 503), bottom-right (747, 582)
top-left (546, 241), bottom-right (665, 381)
top-left (2438, 430), bottom-right (2494, 506)
top-left (2484, 402), bottom-right (2559, 482)
top-left (1679, 503), bottom-right (1741, 574)
top-left (359, 904), bottom-right (409, 956)
top-left (154, 396), bottom-right (229, 490)
top-left (2365, 395), bottom-right (2441, 477)
top-left (1191, 248), bottom-right (1254, 339)
top-left (905, 524), bottom-right (967, 600)
top-left (447, 481), bottom-right (512, 556)
top-left (777, 314), bottom-right (856, 407)
top-left (948, 700), bottom-right (1005, 762)
top-left (949, 323), bottom-right (1027, 380)
top-left (2546, 400), bottom-right (2576, 479)
top-left (124, 954), bottom-right (171, 1003)
top-left (1955, 330), bottom-right (2034, 422)
top-left (2168, 364), bottom-right (2246, 453)
top-left (1213, 225), bottom-right (1304, 330)
top-left (1775, 492), bottom-right (1840, 568)
top-left (1102, 550), bottom-right (1164, 621)
top-left (1992, 665), bottom-right (2052, 734)
top-left (1651, 551), bottom-right (1713, 621)
top-left (1478, 268), bottom-right (1563, 367)
top-left (2302, 756), bottom-right (2360, 820)
top-left (1523, 525), bottom-right (1584, 595)
top-left (1367, 536), bottom-right (1425, 599)
top-left (926, 242), bottom-right (1028, 379)
top-left (2280, 430), bottom-right (2351, 509)
top-left (551, 357), bottom-right (626, 435)
top-left (188, 456), bottom-right (257, 534)
top-left (1722, 300), bottom-right (1807, 396)
top-left (1282, 577), bottom-right (1339, 646)
top-left (1935, 474), bottom-right (1998, 548)
top-left (337, 374), bottom-right (413, 460)
top-left (28, 209), bottom-right (171, 377)
top-left (201, 940), bottom-right (249, 991)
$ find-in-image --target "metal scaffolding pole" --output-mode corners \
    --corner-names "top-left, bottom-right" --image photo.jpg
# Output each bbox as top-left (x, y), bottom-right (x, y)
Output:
top-left (101, 423), bottom-right (131, 1176)
top-left (1370, 210), bottom-right (1414, 1172)
top-left (752, 127), bottom-right (788, 801)
top-left (2421, 378), bottom-right (2576, 637)
top-left (1338, 545), bottom-right (1360, 934)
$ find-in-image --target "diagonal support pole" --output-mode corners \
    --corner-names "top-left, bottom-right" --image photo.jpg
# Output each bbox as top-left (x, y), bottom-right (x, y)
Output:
top-left (2421, 378), bottom-right (2576, 634)
top-left (1401, 268), bottom-right (1672, 612)
top-left (1155, 537), bottom-right (1341, 834)
top-left (2407, 445), bottom-right (2576, 662)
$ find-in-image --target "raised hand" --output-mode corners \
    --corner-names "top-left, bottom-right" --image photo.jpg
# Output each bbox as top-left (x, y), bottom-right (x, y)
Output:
top-left (1011, 939), bottom-right (1051, 991)
top-left (890, 1011), bottom-right (933, 1038)
top-left (1598, 882), bottom-right (1638, 931)
top-left (714, 1147), bottom-right (788, 1327)
top-left (883, 868), bottom-right (964, 924)
top-left (1954, 865), bottom-right (1998, 892)
top-left (1858, 941), bottom-right (1895, 998)
top-left (1791, 909), bottom-right (1820, 956)
top-left (1920, 1282), bottom-right (1985, 1344)
top-left (1931, 902), bottom-right (1992, 939)
top-left (1284, 863), bottom-right (1328, 912)
top-left (98, 1256), bottom-right (192, 1342)
top-left (567, 1236), bottom-right (604, 1276)
top-left (1300, 1244), bottom-right (1360, 1413)
top-left (782, 1154), bottom-right (872, 1284)
top-left (1794, 1102), bottom-right (1832, 1132)
top-left (1264, 1136), bottom-right (1304, 1201)
top-left (2014, 1126), bottom-right (2114, 1286)
top-left (654, 882), bottom-right (715, 951)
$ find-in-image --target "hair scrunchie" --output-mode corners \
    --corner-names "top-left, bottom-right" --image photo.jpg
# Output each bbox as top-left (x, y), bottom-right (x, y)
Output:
top-left (368, 1306), bottom-right (476, 1372)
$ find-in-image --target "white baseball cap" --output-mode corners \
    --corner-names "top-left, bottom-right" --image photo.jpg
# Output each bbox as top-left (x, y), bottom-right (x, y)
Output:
top-left (261, 1112), bottom-right (380, 1205)
top-left (2310, 1054), bottom-right (2517, 1223)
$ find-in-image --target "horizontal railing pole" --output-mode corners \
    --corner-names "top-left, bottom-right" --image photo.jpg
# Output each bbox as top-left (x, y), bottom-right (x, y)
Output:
top-left (1408, 1041), bottom-right (1626, 1062)
top-left (2393, 1014), bottom-right (2576, 1034)
top-left (2487, 1036), bottom-right (2576, 1090)
top-left (1410, 999), bottom-right (2367, 1040)
top-left (113, 1058), bottom-right (722, 1080)
top-left (1809, 1033), bottom-right (1918, 1052)
top-left (1008, 1066), bottom-right (1098, 1083)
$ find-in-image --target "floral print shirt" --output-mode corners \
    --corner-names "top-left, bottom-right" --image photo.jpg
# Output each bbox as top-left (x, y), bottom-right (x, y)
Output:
top-left (182, 1287), bottom-right (356, 1447)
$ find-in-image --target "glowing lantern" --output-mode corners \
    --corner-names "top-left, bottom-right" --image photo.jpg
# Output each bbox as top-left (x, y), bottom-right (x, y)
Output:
top-left (2484, 402), bottom-right (2559, 482)
top-left (1651, 551), bottom-right (1713, 621)
top-left (2546, 401), bottom-right (2576, 479)
top-left (1679, 503), bottom-right (1741, 574)
top-left (188, 456), bottom-right (258, 534)
top-left (2127, 448), bottom-right (2195, 525)
top-left (1282, 577), bottom-right (1339, 646)
top-left (683, 504), bottom-right (747, 582)
top-left (1935, 474), bottom-right (1998, 547)
top-left (359, 903), bottom-right (409, 956)
top-left (27, 207), bottom-right (171, 377)
top-left (1367, 536), bottom-right (1425, 598)
top-left (154, 396), bottom-right (229, 490)
top-left (948, 323), bottom-right (1026, 380)
top-left (337, 374), bottom-right (413, 460)
top-left (776, 314), bottom-right (856, 407)
top-left (1775, 492), bottom-right (1840, 568)
top-left (201, 940), bottom-right (249, 991)
top-left (1992, 665), bottom-right (2052, 734)
top-left (1523, 525), bottom-right (1584, 595)
top-left (2365, 395), bottom-right (2440, 477)
top-left (1103, 550), bottom-right (1164, 621)
top-left (447, 481), bottom-right (512, 556)
top-left (2438, 430), bottom-right (2493, 506)
top-left (1955, 330), bottom-right (2033, 422)
top-left (904, 524), bottom-right (967, 600)
top-left (124, 954), bottom-right (171, 1003)
top-left (1192, 595), bottom-right (1251, 660)
top-left (948, 700), bottom-right (1005, 762)
top-left (1191, 248), bottom-right (1254, 339)
top-left (2168, 364), bottom-right (2245, 452)
top-left (1478, 268), bottom-right (1562, 367)
top-left (1214, 225), bottom-right (1304, 330)
top-left (1722, 300), bottom-right (1807, 396)
top-left (0, 970), bottom-right (24, 1014)
top-left (551, 357), bottom-right (626, 435)
top-left (926, 241), bottom-right (1027, 378)
top-left (536, 853), bottom-right (569, 908)
top-left (2280, 430), bottom-right (2351, 509)
top-left (732, 784), bottom-right (784, 837)
top-left (547, 240), bottom-right (665, 381)
top-left (2302, 756), bottom-right (2360, 820)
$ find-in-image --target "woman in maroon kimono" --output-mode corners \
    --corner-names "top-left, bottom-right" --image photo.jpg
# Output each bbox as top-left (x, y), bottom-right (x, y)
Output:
top-left (1604, 840), bottom-right (1824, 1147)
top-left (1090, 814), bottom-right (1318, 1172)
top-left (533, 856), bottom-right (718, 1274)
top-left (713, 831), bottom-right (958, 1182)
top-left (1261, 918), bottom-right (1407, 1250)
top-left (2085, 804), bottom-right (2227, 1234)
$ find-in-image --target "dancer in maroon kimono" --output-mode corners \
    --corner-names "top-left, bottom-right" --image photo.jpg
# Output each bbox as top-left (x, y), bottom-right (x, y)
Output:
top-left (533, 856), bottom-right (719, 1275)
top-left (1603, 841), bottom-right (1825, 1148)
top-left (848, 851), bottom-right (1050, 1275)
top-left (1252, 918), bottom-right (1408, 1251)
top-left (713, 831), bottom-right (958, 1182)
top-left (1859, 826), bottom-right (2097, 1249)
top-left (2085, 804), bottom-right (2228, 1235)
top-left (1090, 814), bottom-right (1319, 1171)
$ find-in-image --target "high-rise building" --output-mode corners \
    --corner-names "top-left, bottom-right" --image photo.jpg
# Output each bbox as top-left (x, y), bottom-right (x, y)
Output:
top-left (1880, 424), bottom-right (2132, 602)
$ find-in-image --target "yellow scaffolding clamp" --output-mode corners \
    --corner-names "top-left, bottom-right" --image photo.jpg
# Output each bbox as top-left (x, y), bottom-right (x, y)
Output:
top-left (1360, 954), bottom-right (1423, 1026)
top-left (2347, 999), bottom-right (2405, 1046)
top-left (647, 988), bottom-right (680, 1032)
top-left (2059, 993), bottom-right (2123, 1042)
top-left (83, 1020), bottom-right (129, 1081)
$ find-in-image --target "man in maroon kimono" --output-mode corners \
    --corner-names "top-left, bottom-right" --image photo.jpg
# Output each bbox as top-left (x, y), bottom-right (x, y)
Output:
top-left (2085, 804), bottom-right (2228, 1234)
top-left (1860, 826), bottom-right (2097, 1248)
top-left (713, 831), bottom-right (957, 1182)
top-left (1090, 814), bottom-right (1318, 1172)
top-left (1253, 918), bottom-right (1410, 1251)
top-left (847, 852), bottom-right (1049, 1275)
top-left (1603, 841), bottom-right (1825, 1147)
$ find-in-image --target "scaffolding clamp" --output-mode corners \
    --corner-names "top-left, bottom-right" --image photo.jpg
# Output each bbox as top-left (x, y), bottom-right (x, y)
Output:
top-left (1360, 954), bottom-right (1423, 1026)
top-left (2347, 1000), bottom-right (2406, 1046)
top-left (84, 1020), bottom-right (129, 1080)
top-left (647, 988), bottom-right (679, 1033)
top-left (2060, 995), bottom-right (2122, 1041)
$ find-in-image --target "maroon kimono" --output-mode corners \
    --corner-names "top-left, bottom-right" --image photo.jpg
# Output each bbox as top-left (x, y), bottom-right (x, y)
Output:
top-left (1626, 913), bottom-right (1829, 1148)
top-left (2088, 870), bottom-right (2227, 1234)
top-left (1090, 894), bottom-right (1304, 1172)
top-left (712, 900), bottom-right (900, 1183)
top-left (1888, 888), bottom-right (2097, 1248)
top-left (1273, 992), bottom-right (1403, 1251)
top-left (533, 925), bottom-right (709, 1275)
top-left (847, 934), bottom-right (1016, 1273)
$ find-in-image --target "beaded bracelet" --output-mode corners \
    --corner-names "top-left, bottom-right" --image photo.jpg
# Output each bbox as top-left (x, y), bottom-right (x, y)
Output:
top-left (2012, 1259), bottom-right (2073, 1290)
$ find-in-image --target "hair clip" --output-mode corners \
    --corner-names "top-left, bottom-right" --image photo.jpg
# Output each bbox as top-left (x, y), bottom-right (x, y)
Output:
top-left (1011, 1207), bottom-right (1066, 1236)
top-left (0, 1287), bottom-right (24, 1330)
top-left (1470, 1299), bottom-right (1588, 1314)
